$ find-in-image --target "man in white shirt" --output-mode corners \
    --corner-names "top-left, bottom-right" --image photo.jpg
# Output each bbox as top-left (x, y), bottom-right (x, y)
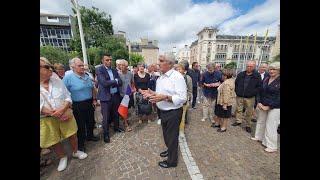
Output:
top-left (258, 63), bottom-right (269, 81)
top-left (139, 54), bottom-right (187, 168)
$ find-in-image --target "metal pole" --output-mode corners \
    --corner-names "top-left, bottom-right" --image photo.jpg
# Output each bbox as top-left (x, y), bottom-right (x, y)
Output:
top-left (71, 0), bottom-right (88, 65)
top-left (236, 36), bottom-right (242, 74)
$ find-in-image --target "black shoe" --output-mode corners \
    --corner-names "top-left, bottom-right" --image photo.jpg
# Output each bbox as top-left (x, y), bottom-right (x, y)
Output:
top-left (232, 122), bottom-right (242, 126)
top-left (114, 128), bottom-right (125, 133)
top-left (87, 136), bottom-right (99, 141)
top-left (212, 124), bottom-right (220, 128)
top-left (251, 119), bottom-right (257, 122)
top-left (158, 160), bottom-right (177, 168)
top-left (245, 127), bottom-right (252, 133)
top-left (160, 150), bottom-right (168, 157)
top-left (217, 128), bottom-right (227, 132)
top-left (103, 134), bottom-right (110, 143)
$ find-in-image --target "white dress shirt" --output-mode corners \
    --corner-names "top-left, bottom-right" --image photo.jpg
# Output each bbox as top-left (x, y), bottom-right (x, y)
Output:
top-left (156, 68), bottom-right (187, 111)
top-left (260, 72), bottom-right (265, 80)
top-left (40, 77), bottom-right (72, 113)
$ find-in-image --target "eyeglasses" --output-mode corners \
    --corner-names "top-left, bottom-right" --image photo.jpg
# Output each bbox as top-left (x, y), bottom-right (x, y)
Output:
top-left (40, 65), bottom-right (53, 71)
top-left (104, 59), bottom-right (112, 62)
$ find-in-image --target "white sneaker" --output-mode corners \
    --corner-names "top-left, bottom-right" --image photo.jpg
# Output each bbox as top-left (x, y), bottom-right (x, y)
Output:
top-left (251, 137), bottom-right (261, 141)
top-left (201, 118), bottom-right (206, 122)
top-left (72, 150), bottom-right (88, 160)
top-left (57, 156), bottom-right (68, 172)
top-left (264, 148), bottom-right (277, 153)
top-left (157, 119), bottom-right (161, 125)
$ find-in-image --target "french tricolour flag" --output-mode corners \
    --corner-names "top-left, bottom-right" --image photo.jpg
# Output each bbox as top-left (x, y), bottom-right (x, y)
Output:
top-left (118, 85), bottom-right (132, 119)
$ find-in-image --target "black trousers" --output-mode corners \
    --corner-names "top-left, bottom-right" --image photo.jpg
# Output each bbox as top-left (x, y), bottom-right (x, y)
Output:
top-left (192, 87), bottom-right (198, 108)
top-left (100, 93), bottom-right (120, 136)
top-left (160, 107), bottom-right (183, 165)
top-left (72, 99), bottom-right (95, 150)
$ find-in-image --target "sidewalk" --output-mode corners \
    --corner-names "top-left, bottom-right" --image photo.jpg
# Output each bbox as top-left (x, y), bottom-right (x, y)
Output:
top-left (41, 106), bottom-right (280, 180)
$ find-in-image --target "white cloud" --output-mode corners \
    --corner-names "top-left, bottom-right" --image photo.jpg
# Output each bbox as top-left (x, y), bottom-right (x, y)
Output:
top-left (219, 0), bottom-right (280, 36)
top-left (40, 0), bottom-right (279, 53)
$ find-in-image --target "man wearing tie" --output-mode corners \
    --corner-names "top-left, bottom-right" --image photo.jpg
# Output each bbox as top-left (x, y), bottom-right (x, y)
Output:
top-left (96, 53), bottom-right (124, 143)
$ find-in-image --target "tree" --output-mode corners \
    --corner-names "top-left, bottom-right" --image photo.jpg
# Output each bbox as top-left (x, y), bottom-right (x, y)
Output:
top-left (224, 61), bottom-right (237, 69)
top-left (70, 6), bottom-right (114, 49)
top-left (129, 53), bottom-right (144, 66)
top-left (70, 6), bottom-right (129, 66)
top-left (40, 46), bottom-right (70, 65)
top-left (269, 54), bottom-right (280, 63)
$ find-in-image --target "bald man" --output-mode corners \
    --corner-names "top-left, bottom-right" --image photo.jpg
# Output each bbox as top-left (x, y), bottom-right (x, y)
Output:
top-left (233, 60), bottom-right (262, 134)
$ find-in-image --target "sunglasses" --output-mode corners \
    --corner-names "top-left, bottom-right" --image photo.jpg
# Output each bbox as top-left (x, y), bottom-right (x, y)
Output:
top-left (40, 65), bottom-right (53, 71)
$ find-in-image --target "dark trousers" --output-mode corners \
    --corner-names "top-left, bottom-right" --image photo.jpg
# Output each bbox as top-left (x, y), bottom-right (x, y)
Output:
top-left (160, 108), bottom-right (183, 165)
top-left (100, 93), bottom-right (120, 136)
top-left (72, 99), bottom-right (95, 150)
top-left (192, 87), bottom-right (198, 108)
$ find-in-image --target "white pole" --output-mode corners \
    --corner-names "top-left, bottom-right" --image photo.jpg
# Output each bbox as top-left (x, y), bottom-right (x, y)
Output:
top-left (236, 36), bottom-right (242, 74)
top-left (71, 0), bottom-right (88, 65)
top-left (242, 39), bottom-right (248, 71)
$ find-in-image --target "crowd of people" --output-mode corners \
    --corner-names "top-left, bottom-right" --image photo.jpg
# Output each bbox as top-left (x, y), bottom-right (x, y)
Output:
top-left (40, 52), bottom-right (280, 172)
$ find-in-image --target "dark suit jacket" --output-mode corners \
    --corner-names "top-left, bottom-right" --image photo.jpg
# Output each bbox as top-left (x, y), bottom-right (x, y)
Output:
top-left (96, 65), bottom-right (122, 101)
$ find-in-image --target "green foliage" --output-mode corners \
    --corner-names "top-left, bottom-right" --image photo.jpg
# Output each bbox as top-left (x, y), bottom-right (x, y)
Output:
top-left (224, 61), bottom-right (237, 69)
top-left (129, 53), bottom-right (144, 66)
top-left (70, 6), bottom-right (128, 67)
top-left (40, 46), bottom-right (71, 65)
top-left (270, 54), bottom-right (280, 63)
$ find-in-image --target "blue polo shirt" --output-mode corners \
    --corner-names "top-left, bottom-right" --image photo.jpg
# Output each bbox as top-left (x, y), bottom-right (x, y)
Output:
top-left (63, 72), bottom-right (94, 102)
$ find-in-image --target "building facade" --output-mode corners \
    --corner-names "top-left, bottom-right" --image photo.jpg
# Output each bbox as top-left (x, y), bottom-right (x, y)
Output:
top-left (270, 25), bottom-right (280, 59)
top-left (130, 38), bottom-right (159, 65)
top-left (40, 13), bottom-right (73, 51)
top-left (190, 27), bottom-right (276, 70)
top-left (177, 45), bottom-right (190, 64)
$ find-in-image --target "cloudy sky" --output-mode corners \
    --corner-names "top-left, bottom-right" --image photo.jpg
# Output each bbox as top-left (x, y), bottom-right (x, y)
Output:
top-left (40, 0), bottom-right (280, 53)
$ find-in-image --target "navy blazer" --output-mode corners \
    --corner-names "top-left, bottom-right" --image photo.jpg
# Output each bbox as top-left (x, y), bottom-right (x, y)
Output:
top-left (96, 65), bottom-right (122, 101)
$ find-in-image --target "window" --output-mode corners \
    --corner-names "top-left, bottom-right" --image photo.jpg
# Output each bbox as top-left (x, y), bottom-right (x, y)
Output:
top-left (209, 33), bottom-right (212, 38)
top-left (47, 16), bottom-right (59, 22)
top-left (201, 35), bottom-right (203, 40)
top-left (208, 48), bottom-right (211, 53)
top-left (225, 45), bottom-right (227, 50)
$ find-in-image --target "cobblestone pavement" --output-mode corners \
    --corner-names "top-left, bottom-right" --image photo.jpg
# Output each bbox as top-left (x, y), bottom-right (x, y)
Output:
top-left (41, 105), bottom-right (280, 180)
top-left (185, 105), bottom-right (280, 180)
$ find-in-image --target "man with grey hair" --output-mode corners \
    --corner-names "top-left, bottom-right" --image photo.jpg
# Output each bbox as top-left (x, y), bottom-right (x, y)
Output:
top-left (116, 59), bottom-right (122, 72)
top-left (233, 60), bottom-right (262, 134)
top-left (139, 54), bottom-right (187, 168)
top-left (65, 58), bottom-right (77, 77)
top-left (258, 63), bottom-right (269, 81)
top-left (200, 62), bottom-right (223, 126)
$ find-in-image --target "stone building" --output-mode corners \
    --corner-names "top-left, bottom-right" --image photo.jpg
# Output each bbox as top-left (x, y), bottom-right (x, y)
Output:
top-left (189, 27), bottom-right (276, 70)
top-left (130, 38), bottom-right (159, 65)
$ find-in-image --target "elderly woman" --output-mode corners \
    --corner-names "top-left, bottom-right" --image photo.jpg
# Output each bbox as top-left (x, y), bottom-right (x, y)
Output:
top-left (134, 62), bottom-right (152, 123)
top-left (53, 63), bottom-right (66, 79)
top-left (119, 59), bottom-right (134, 131)
top-left (63, 58), bottom-right (99, 153)
top-left (214, 69), bottom-right (236, 132)
top-left (251, 62), bottom-right (280, 153)
top-left (40, 57), bottom-right (87, 172)
top-left (176, 61), bottom-right (192, 129)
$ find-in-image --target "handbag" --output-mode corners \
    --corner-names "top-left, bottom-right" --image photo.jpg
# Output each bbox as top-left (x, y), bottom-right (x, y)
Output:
top-left (40, 92), bottom-right (73, 121)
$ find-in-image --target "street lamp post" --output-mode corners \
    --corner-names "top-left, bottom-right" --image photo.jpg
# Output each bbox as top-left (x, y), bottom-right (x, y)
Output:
top-left (71, 0), bottom-right (88, 65)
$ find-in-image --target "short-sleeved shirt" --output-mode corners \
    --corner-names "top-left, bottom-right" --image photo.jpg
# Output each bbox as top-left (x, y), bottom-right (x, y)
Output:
top-left (119, 71), bottom-right (134, 96)
top-left (134, 73), bottom-right (150, 90)
top-left (63, 72), bottom-right (94, 102)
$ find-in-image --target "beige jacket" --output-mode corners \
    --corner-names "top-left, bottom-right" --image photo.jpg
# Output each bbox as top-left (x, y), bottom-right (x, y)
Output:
top-left (217, 78), bottom-right (236, 106)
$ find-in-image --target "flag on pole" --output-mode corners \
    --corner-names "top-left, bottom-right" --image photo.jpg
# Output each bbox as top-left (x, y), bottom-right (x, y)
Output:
top-left (252, 32), bottom-right (257, 60)
top-left (263, 29), bottom-right (269, 43)
top-left (118, 85), bottom-right (132, 119)
top-left (236, 36), bottom-right (243, 74)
